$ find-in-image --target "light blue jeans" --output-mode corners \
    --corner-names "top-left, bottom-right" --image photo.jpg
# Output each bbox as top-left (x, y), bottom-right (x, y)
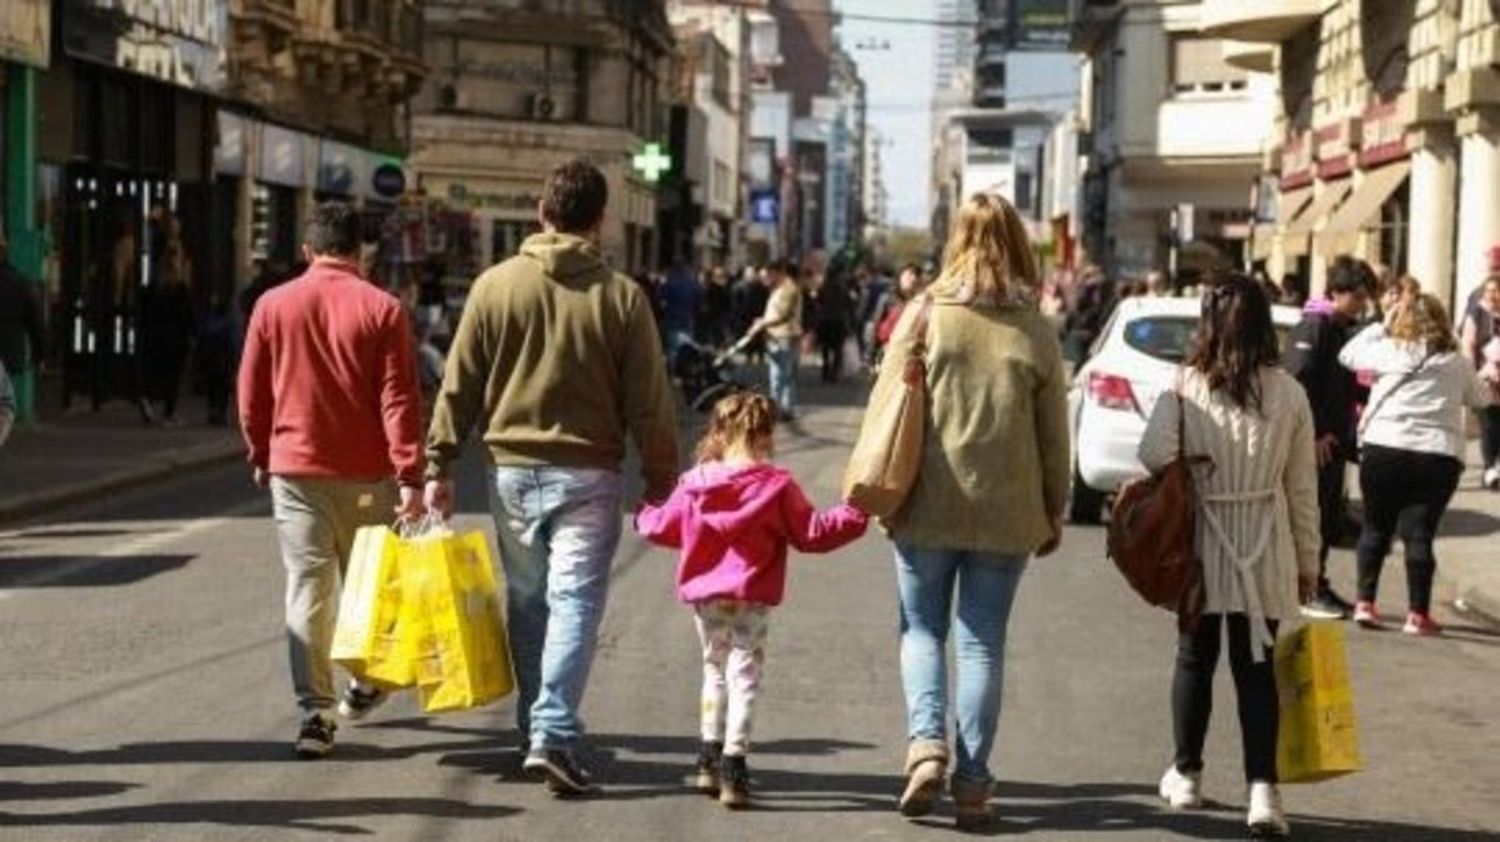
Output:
top-left (895, 543), bottom-right (1027, 785)
top-left (489, 466), bottom-right (624, 750)
top-left (766, 339), bottom-right (798, 415)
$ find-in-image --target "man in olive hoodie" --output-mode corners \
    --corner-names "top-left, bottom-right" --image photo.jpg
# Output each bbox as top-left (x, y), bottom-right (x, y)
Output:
top-left (425, 159), bottom-right (678, 794)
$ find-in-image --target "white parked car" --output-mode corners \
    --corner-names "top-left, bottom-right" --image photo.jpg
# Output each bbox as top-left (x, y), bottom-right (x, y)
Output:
top-left (1067, 295), bottom-right (1302, 524)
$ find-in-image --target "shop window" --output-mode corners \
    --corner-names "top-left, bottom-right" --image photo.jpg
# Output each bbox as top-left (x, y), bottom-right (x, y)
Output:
top-left (1171, 37), bottom-right (1248, 96)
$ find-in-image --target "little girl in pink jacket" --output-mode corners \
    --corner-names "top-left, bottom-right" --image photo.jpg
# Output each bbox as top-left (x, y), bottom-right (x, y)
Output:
top-left (635, 391), bottom-right (868, 809)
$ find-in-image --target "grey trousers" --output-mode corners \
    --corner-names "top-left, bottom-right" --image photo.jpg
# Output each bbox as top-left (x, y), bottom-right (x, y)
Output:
top-left (270, 476), bottom-right (396, 714)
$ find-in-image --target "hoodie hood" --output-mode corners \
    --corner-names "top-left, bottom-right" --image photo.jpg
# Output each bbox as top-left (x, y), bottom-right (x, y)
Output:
top-left (677, 462), bottom-right (793, 539)
top-left (520, 232), bottom-right (608, 281)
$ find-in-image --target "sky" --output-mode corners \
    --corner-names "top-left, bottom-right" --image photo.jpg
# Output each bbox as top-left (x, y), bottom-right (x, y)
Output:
top-left (835, 0), bottom-right (938, 229)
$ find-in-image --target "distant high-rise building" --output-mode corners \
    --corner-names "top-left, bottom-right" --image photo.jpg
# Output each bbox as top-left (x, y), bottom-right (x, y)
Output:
top-left (935, 0), bottom-right (978, 93)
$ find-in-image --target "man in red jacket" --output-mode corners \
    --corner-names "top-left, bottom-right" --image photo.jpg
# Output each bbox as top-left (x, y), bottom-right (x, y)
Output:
top-left (238, 201), bottom-right (425, 759)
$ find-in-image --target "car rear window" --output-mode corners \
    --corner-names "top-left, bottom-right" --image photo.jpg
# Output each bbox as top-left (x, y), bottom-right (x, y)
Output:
top-left (1124, 315), bottom-right (1294, 362)
top-left (1123, 317), bottom-right (1197, 362)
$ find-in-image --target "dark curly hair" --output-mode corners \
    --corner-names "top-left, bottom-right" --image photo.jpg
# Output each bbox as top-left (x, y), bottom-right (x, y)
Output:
top-left (1185, 272), bottom-right (1281, 413)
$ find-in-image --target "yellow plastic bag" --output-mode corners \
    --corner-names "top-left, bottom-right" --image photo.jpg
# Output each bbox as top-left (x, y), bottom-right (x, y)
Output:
top-left (1276, 622), bottom-right (1363, 783)
top-left (403, 530), bottom-right (515, 713)
top-left (331, 526), bottom-right (420, 689)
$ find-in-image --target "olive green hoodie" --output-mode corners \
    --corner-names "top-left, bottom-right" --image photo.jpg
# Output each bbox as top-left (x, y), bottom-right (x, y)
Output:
top-left (426, 233), bottom-right (679, 500)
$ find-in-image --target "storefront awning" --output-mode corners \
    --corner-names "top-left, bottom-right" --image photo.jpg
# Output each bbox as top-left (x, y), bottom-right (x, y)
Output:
top-left (1277, 186), bottom-right (1313, 225)
top-left (1284, 180), bottom-right (1352, 237)
top-left (1320, 160), bottom-right (1411, 241)
top-left (1278, 180), bottom-right (1351, 257)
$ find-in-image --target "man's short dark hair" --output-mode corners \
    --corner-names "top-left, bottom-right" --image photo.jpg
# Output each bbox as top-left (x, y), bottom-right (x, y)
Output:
top-left (1327, 256), bottom-right (1376, 296)
top-left (541, 159), bottom-right (609, 233)
top-left (305, 202), bottom-right (362, 258)
top-left (768, 259), bottom-right (798, 278)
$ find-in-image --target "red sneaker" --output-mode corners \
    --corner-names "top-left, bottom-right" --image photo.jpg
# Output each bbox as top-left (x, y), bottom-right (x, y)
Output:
top-left (1402, 611), bottom-right (1442, 637)
top-left (1352, 601), bottom-right (1384, 629)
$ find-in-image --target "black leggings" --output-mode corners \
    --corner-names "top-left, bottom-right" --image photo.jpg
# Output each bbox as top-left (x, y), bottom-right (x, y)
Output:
top-left (1172, 614), bottom-right (1280, 783)
top-left (1478, 405), bottom-right (1500, 469)
top-left (1356, 444), bottom-right (1462, 613)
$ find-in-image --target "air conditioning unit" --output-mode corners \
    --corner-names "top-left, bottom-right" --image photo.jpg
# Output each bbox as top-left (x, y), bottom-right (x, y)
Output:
top-left (528, 92), bottom-right (558, 121)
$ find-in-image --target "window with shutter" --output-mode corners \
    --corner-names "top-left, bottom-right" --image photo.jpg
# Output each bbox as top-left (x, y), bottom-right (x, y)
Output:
top-left (1171, 37), bottom-right (1249, 95)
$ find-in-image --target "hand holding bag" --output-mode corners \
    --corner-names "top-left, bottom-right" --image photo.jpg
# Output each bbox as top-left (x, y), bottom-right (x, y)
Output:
top-left (1107, 391), bottom-right (1208, 629)
top-left (843, 296), bottom-right (934, 518)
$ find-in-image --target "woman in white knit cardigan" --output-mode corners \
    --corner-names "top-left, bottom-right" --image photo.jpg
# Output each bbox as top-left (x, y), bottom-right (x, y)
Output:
top-left (1138, 274), bottom-right (1321, 839)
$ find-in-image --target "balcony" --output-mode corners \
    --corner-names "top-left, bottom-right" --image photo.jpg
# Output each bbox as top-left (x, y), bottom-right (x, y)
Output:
top-left (1223, 41), bottom-right (1274, 74)
top-left (1200, 0), bottom-right (1320, 44)
top-left (975, 85), bottom-right (1007, 109)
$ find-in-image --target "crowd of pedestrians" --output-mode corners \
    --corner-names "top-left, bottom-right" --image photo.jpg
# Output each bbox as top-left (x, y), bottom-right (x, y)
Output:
top-left (227, 151), bottom-right (1500, 839)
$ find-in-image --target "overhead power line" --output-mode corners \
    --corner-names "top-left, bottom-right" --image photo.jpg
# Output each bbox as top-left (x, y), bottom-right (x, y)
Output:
top-left (701, 0), bottom-right (982, 28)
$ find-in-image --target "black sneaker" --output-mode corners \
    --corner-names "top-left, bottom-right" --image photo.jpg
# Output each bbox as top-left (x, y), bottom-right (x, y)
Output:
top-left (719, 754), bottom-right (750, 809)
top-left (694, 741), bottom-right (724, 794)
top-left (337, 682), bottom-right (388, 721)
top-left (294, 713), bottom-right (337, 760)
top-left (523, 747), bottom-right (596, 796)
top-left (1302, 587), bottom-right (1352, 619)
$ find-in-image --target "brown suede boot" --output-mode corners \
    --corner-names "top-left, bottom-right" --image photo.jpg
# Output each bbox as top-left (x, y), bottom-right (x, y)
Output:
top-left (951, 776), bottom-right (994, 831)
top-left (899, 739), bottom-right (949, 817)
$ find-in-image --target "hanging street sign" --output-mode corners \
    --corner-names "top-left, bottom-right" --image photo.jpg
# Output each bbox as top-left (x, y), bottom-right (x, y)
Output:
top-left (633, 143), bottom-right (673, 183)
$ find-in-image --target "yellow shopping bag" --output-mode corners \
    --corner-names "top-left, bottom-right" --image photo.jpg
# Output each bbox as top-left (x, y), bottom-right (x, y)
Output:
top-left (1276, 622), bottom-right (1363, 783)
top-left (331, 525), bottom-right (420, 689)
top-left (403, 529), bottom-right (515, 713)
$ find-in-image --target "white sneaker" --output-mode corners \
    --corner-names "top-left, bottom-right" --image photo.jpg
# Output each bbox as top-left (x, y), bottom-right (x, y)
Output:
top-left (1247, 781), bottom-right (1290, 838)
top-left (1484, 467), bottom-right (1500, 490)
top-left (1159, 765), bottom-right (1204, 810)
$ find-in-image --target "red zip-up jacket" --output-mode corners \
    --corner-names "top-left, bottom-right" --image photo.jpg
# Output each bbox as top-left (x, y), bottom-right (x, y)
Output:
top-left (237, 259), bottom-right (424, 486)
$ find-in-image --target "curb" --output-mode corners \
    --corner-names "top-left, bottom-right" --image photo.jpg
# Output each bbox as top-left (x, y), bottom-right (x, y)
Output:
top-left (0, 440), bottom-right (243, 524)
top-left (1452, 584), bottom-right (1500, 631)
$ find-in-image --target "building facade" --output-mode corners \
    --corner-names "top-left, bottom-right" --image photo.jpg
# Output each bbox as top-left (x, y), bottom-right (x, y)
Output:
top-left (1210, 0), bottom-right (1500, 307)
top-left (1072, 0), bottom-right (1274, 279)
top-left (408, 0), bottom-right (673, 274)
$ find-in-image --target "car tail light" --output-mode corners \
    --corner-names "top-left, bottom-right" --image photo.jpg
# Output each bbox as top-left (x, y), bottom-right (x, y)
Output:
top-left (1088, 371), bottom-right (1139, 413)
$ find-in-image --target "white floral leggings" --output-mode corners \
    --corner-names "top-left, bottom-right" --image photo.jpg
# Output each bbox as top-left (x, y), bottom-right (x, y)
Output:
top-left (694, 599), bottom-right (771, 756)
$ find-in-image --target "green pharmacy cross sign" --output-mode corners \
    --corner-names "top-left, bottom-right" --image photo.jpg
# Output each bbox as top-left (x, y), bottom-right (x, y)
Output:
top-left (633, 143), bottom-right (673, 183)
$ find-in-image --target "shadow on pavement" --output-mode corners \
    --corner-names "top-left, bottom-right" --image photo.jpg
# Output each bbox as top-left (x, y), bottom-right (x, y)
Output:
top-left (0, 735), bottom-right (499, 767)
top-left (900, 780), bottom-right (1498, 840)
top-left (0, 797), bottom-right (519, 835)
top-left (1438, 506), bottom-right (1500, 538)
top-left (0, 780), bottom-right (141, 801)
top-left (0, 554), bottom-right (194, 588)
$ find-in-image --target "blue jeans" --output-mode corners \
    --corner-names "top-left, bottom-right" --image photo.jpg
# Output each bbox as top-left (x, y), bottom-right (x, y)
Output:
top-left (489, 466), bottom-right (624, 750)
top-left (766, 340), bottom-right (798, 415)
top-left (895, 543), bottom-right (1026, 785)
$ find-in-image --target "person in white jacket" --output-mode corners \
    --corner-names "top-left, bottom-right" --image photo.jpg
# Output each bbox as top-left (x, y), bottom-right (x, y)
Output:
top-left (1139, 273), bottom-right (1321, 840)
top-left (1338, 293), bottom-right (1491, 635)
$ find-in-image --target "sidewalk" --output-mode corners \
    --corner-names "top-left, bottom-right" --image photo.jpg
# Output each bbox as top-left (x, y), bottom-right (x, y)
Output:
top-left (1420, 441), bottom-right (1500, 626)
top-left (0, 380), bottom-right (243, 523)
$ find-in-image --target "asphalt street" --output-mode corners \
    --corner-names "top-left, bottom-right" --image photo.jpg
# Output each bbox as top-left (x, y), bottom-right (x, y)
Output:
top-left (1, 381), bottom-right (1498, 841)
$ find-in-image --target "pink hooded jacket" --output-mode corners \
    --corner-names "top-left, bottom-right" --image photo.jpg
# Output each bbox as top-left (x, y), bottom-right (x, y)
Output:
top-left (636, 462), bottom-right (869, 605)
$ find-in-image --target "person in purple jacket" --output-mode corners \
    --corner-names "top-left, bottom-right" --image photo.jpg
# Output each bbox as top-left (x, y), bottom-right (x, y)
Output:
top-left (636, 391), bottom-right (868, 809)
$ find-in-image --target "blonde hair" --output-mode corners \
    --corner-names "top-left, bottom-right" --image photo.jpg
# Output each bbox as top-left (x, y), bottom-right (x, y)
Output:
top-left (930, 193), bottom-right (1039, 304)
top-left (1389, 293), bottom-right (1458, 354)
top-left (696, 391), bottom-right (777, 463)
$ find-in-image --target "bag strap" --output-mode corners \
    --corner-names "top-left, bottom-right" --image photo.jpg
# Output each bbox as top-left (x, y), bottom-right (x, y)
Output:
top-left (1359, 349), bottom-right (1438, 436)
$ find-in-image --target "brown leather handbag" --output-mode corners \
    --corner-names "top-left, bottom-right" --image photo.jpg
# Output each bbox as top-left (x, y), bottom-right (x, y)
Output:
top-left (844, 296), bottom-right (934, 518)
top-left (1106, 392), bottom-right (1207, 630)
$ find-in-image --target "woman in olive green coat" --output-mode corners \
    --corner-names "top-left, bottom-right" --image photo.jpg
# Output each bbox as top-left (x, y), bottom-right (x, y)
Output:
top-left (856, 193), bottom-right (1070, 830)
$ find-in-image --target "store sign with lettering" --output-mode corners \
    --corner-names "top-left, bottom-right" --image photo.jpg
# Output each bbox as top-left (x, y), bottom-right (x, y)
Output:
top-left (64, 0), bottom-right (228, 93)
top-left (1281, 130), bottom-right (1314, 189)
top-left (0, 0), bottom-right (50, 68)
top-left (446, 182), bottom-right (541, 213)
top-left (1359, 98), bottom-right (1408, 168)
